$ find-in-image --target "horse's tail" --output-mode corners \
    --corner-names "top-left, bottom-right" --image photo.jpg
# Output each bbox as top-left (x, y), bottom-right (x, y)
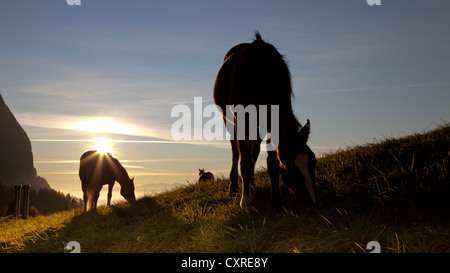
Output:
top-left (84, 187), bottom-right (98, 211)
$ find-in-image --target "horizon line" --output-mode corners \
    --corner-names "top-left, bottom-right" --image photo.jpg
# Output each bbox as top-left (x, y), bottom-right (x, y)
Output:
top-left (30, 138), bottom-right (339, 153)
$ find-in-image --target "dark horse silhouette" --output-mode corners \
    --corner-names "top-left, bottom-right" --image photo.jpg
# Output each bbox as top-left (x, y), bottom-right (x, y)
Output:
top-left (79, 150), bottom-right (135, 211)
top-left (214, 32), bottom-right (317, 212)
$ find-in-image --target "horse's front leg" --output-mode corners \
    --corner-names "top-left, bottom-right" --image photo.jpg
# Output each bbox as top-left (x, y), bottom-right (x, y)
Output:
top-left (107, 183), bottom-right (114, 207)
top-left (267, 150), bottom-right (282, 213)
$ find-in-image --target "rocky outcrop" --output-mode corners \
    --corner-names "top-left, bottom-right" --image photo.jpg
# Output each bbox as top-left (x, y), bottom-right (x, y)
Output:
top-left (0, 94), bottom-right (50, 190)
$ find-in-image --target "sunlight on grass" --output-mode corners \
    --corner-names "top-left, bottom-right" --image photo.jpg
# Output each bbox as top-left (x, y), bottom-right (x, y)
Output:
top-left (0, 210), bottom-right (78, 252)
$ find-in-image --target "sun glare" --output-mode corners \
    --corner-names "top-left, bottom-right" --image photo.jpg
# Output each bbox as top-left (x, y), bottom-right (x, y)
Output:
top-left (93, 138), bottom-right (112, 154)
top-left (70, 118), bottom-right (134, 135)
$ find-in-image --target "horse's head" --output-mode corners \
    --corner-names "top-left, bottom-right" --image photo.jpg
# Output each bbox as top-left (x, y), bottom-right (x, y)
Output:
top-left (120, 177), bottom-right (136, 202)
top-left (199, 169), bottom-right (205, 176)
top-left (278, 119), bottom-right (317, 204)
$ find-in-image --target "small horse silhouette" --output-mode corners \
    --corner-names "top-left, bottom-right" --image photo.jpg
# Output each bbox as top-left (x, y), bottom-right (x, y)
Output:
top-left (198, 169), bottom-right (215, 182)
top-left (79, 150), bottom-right (135, 211)
top-left (214, 32), bottom-right (317, 212)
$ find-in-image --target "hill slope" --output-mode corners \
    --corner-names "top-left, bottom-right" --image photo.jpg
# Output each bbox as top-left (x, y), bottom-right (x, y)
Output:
top-left (317, 122), bottom-right (449, 199)
top-left (1, 123), bottom-right (449, 253)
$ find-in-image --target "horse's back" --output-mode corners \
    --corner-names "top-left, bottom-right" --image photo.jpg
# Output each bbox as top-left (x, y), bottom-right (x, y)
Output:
top-left (79, 150), bottom-right (100, 189)
top-left (79, 151), bottom-right (98, 170)
top-left (214, 34), bottom-right (292, 109)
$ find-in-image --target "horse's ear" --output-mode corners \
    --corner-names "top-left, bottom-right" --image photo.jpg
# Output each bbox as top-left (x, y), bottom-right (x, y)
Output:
top-left (131, 177), bottom-right (135, 183)
top-left (298, 119), bottom-right (310, 144)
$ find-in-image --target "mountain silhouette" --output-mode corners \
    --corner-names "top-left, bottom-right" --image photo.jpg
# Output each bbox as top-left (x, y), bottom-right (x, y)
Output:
top-left (0, 93), bottom-right (50, 190)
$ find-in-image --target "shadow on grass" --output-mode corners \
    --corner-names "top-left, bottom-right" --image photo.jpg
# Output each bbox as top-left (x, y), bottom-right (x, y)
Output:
top-left (22, 196), bottom-right (193, 253)
top-left (20, 177), bottom-right (450, 253)
top-left (220, 175), bottom-right (450, 253)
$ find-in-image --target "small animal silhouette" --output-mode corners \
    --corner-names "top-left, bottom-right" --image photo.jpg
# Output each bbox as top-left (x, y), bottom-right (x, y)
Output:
top-left (198, 169), bottom-right (215, 182)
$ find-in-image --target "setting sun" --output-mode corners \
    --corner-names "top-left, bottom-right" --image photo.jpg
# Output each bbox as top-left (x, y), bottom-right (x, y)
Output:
top-left (93, 138), bottom-right (112, 154)
top-left (70, 118), bottom-right (134, 135)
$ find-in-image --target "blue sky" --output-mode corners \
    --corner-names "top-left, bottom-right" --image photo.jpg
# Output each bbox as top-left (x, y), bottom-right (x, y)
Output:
top-left (1, 0), bottom-right (449, 202)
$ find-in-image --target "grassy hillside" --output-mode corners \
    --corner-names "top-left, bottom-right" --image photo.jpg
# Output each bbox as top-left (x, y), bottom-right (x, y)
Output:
top-left (1, 123), bottom-right (449, 253)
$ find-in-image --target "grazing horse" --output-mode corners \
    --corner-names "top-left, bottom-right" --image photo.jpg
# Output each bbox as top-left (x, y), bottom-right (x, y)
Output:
top-left (198, 169), bottom-right (215, 182)
top-left (79, 150), bottom-right (135, 211)
top-left (213, 32), bottom-right (317, 212)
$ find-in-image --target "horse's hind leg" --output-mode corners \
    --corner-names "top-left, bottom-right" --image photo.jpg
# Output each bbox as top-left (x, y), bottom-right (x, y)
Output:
top-left (83, 191), bottom-right (88, 212)
top-left (229, 138), bottom-right (240, 196)
top-left (91, 190), bottom-right (100, 210)
top-left (239, 140), bottom-right (257, 212)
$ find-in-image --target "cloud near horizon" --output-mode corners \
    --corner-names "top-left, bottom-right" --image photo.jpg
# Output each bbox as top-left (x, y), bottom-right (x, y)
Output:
top-left (314, 81), bottom-right (450, 94)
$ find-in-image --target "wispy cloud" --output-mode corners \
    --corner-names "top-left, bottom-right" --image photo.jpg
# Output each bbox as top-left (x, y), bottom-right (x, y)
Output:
top-left (38, 171), bottom-right (79, 175)
top-left (132, 172), bottom-right (197, 176)
top-left (18, 112), bottom-right (171, 141)
top-left (315, 82), bottom-right (450, 94)
top-left (34, 160), bottom-right (79, 164)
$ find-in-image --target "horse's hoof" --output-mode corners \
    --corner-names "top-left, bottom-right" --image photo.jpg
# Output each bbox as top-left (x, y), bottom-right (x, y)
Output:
top-left (240, 194), bottom-right (252, 212)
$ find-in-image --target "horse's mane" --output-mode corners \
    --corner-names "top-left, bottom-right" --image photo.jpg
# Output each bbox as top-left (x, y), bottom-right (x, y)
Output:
top-left (251, 31), bottom-right (294, 101)
top-left (107, 153), bottom-right (129, 179)
top-left (254, 31), bottom-right (263, 42)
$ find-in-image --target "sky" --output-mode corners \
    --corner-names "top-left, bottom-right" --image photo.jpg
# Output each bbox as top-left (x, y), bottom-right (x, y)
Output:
top-left (1, 0), bottom-right (449, 204)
